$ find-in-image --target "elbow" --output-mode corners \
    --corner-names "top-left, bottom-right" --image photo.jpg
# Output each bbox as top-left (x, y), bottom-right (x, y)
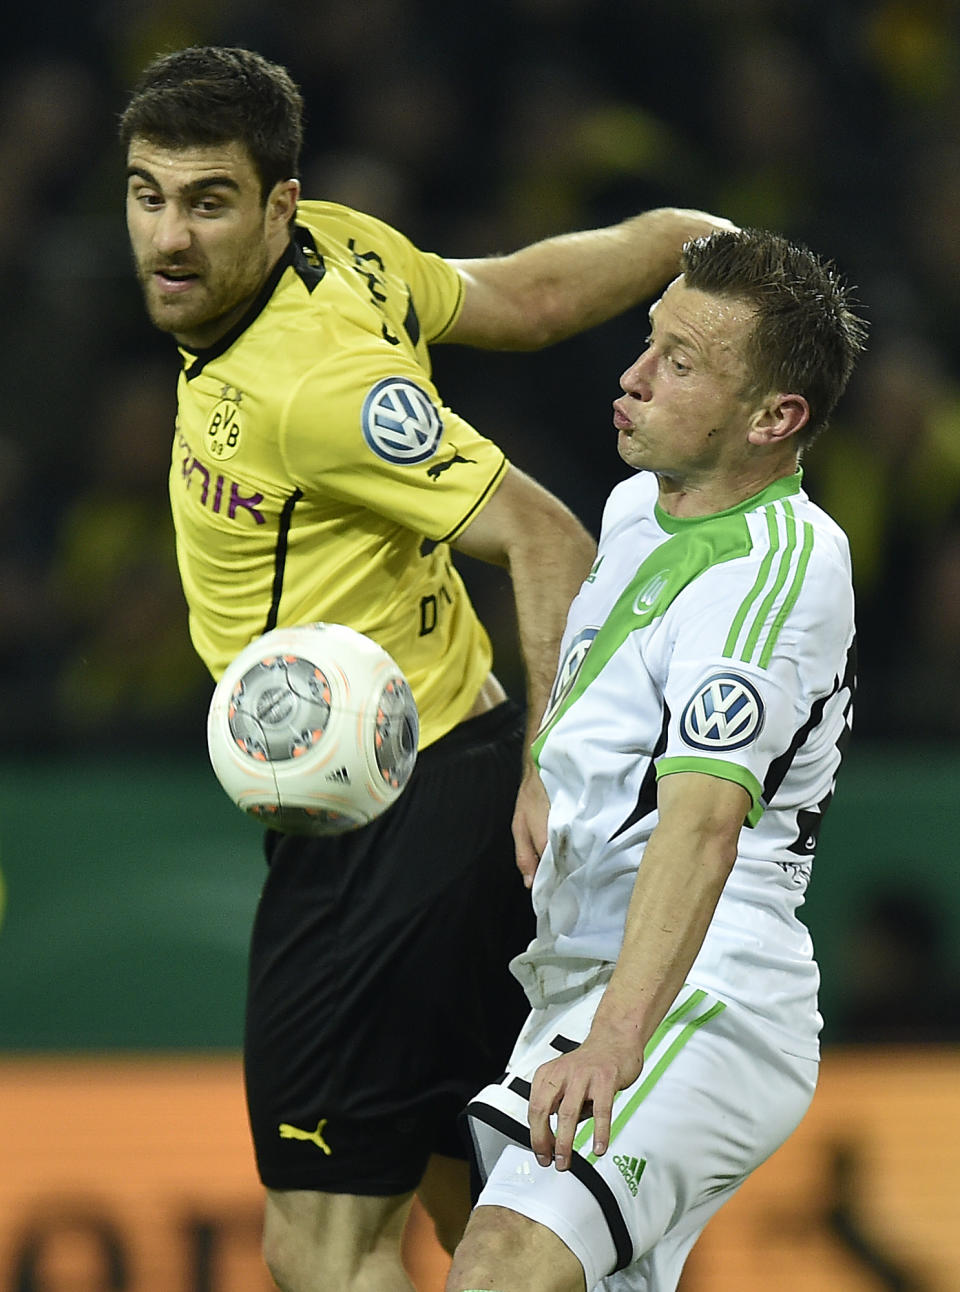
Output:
top-left (497, 273), bottom-right (578, 350)
top-left (705, 829), bottom-right (741, 882)
top-left (518, 286), bottom-right (578, 349)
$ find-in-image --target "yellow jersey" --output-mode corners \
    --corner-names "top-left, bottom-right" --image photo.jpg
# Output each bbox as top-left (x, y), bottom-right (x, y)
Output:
top-left (169, 201), bottom-right (509, 747)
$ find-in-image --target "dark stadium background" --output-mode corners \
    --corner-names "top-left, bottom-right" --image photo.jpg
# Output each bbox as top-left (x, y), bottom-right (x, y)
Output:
top-left (1, 3), bottom-right (958, 1288)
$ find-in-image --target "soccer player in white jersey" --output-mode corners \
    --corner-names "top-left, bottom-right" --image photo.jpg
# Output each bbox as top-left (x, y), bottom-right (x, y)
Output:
top-left (447, 228), bottom-right (868, 1292)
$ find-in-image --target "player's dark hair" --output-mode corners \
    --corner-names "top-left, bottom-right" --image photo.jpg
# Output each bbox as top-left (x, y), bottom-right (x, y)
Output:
top-left (119, 46), bottom-right (303, 204)
top-left (680, 228), bottom-right (868, 446)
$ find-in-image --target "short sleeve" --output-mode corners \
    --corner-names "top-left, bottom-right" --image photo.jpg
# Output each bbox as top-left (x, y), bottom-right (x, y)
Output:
top-left (655, 545), bottom-right (854, 825)
top-left (301, 202), bottom-right (465, 343)
top-left (279, 337), bottom-right (508, 543)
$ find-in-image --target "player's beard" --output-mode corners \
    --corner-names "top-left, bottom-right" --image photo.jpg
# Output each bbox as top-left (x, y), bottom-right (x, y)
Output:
top-left (135, 233), bottom-right (270, 347)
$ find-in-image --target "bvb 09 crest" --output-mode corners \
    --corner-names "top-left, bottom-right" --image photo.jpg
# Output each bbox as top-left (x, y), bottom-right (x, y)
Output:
top-left (206, 387), bottom-right (243, 461)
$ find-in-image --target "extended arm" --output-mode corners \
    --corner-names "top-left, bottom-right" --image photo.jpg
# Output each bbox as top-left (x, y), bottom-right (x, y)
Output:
top-left (527, 770), bottom-right (749, 1168)
top-left (453, 465), bottom-right (597, 878)
top-left (444, 208), bottom-right (737, 350)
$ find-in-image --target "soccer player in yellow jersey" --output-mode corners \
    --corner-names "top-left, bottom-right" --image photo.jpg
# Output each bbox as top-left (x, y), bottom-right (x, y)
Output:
top-left (121, 45), bottom-right (732, 1292)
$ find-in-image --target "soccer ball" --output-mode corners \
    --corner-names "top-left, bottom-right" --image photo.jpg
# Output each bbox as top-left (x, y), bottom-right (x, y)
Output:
top-left (207, 622), bottom-right (419, 835)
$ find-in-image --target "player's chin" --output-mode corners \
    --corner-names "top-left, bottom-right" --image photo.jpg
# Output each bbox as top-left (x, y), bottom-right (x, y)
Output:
top-left (145, 293), bottom-right (206, 334)
top-left (616, 430), bottom-right (643, 467)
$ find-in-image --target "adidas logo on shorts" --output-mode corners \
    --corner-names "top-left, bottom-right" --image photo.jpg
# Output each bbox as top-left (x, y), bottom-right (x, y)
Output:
top-left (613, 1154), bottom-right (646, 1196)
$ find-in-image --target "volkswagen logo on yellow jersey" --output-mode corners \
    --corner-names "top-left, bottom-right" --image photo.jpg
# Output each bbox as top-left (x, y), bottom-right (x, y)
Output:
top-left (362, 377), bottom-right (443, 464)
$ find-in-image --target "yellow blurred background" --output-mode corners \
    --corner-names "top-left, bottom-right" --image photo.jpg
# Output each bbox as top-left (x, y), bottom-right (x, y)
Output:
top-left (1, 1050), bottom-right (956, 1291)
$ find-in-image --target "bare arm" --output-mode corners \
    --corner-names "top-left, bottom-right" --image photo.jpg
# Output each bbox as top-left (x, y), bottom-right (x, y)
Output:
top-left (454, 464), bottom-right (596, 739)
top-left (527, 771), bottom-right (749, 1168)
top-left (453, 465), bottom-right (597, 876)
top-left (444, 208), bottom-right (737, 351)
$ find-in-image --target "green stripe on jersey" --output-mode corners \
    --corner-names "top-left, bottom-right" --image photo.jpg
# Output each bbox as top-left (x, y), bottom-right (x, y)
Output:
top-left (573, 990), bottom-right (726, 1162)
top-left (724, 501), bottom-right (815, 667)
top-left (758, 518), bottom-right (814, 668)
top-left (656, 757), bottom-right (764, 825)
top-left (723, 506), bottom-right (779, 658)
top-left (532, 518), bottom-right (753, 764)
top-left (532, 475), bottom-right (807, 765)
top-left (740, 501), bottom-right (798, 662)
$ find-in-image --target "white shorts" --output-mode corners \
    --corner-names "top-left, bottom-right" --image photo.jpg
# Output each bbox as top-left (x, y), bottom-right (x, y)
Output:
top-left (464, 984), bottom-right (818, 1292)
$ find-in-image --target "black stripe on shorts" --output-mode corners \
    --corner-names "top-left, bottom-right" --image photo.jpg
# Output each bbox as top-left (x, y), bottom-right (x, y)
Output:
top-left (466, 1098), bottom-right (634, 1274)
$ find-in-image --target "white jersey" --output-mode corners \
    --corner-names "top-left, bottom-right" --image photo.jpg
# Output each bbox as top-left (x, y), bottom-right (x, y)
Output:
top-left (512, 469), bottom-right (855, 1059)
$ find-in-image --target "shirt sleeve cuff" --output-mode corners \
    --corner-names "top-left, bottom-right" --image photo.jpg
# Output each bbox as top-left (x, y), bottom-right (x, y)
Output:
top-left (655, 756), bottom-right (765, 827)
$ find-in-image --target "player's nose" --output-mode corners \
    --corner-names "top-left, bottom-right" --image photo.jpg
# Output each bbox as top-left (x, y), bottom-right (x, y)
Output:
top-left (620, 352), bottom-right (653, 401)
top-left (151, 206), bottom-right (193, 256)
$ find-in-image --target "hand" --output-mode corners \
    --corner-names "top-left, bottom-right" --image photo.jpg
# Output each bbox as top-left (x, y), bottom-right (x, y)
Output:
top-left (512, 765), bottom-right (549, 888)
top-left (527, 1032), bottom-right (644, 1170)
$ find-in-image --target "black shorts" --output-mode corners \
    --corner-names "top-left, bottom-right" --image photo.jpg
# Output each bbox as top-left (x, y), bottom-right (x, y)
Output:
top-left (244, 699), bottom-right (535, 1195)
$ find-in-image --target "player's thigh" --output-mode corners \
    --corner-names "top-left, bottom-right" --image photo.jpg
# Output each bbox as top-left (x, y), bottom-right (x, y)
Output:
top-left (446, 1204), bottom-right (586, 1292)
top-left (467, 987), bottom-right (817, 1292)
top-left (416, 1153), bottom-right (472, 1254)
top-left (263, 1187), bottom-right (413, 1284)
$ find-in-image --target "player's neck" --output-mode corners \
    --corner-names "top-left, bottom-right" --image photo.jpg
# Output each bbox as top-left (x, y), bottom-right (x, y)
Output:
top-left (656, 460), bottom-right (798, 519)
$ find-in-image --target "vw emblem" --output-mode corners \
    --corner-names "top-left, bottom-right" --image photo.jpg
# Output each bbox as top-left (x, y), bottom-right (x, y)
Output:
top-left (680, 673), bottom-right (764, 751)
top-left (540, 628), bottom-right (597, 729)
top-left (362, 377), bottom-right (443, 464)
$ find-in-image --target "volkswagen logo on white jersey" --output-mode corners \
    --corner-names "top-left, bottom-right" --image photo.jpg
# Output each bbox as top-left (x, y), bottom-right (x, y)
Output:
top-left (362, 377), bottom-right (443, 464)
top-left (539, 628), bottom-right (597, 731)
top-left (680, 672), bottom-right (764, 751)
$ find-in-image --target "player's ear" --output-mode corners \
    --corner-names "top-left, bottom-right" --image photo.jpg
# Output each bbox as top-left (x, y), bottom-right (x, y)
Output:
top-left (747, 393), bottom-right (809, 447)
top-left (267, 177), bottom-right (300, 229)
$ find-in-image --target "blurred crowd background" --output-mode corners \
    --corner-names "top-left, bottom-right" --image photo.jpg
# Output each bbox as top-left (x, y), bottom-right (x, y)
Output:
top-left (3, 2), bottom-right (960, 1042)
top-left (5, 0), bottom-right (960, 752)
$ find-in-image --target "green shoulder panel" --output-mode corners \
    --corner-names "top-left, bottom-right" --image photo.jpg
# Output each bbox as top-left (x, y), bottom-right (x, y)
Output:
top-left (532, 512), bottom-right (753, 763)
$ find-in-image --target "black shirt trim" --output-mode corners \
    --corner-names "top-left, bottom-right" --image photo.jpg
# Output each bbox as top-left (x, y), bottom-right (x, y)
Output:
top-left (403, 288), bottom-right (421, 347)
top-left (263, 488), bottom-right (304, 633)
top-left (182, 224), bottom-right (325, 381)
top-left (437, 455), bottom-right (508, 544)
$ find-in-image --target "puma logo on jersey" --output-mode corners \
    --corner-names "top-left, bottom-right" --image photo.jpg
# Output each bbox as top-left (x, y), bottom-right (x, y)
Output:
top-left (279, 1119), bottom-right (333, 1155)
top-left (613, 1154), bottom-right (646, 1195)
top-left (427, 449), bottom-right (476, 480)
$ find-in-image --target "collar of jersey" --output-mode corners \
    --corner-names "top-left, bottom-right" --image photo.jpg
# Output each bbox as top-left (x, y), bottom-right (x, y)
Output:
top-left (653, 469), bottom-right (803, 534)
top-left (179, 234), bottom-right (300, 379)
